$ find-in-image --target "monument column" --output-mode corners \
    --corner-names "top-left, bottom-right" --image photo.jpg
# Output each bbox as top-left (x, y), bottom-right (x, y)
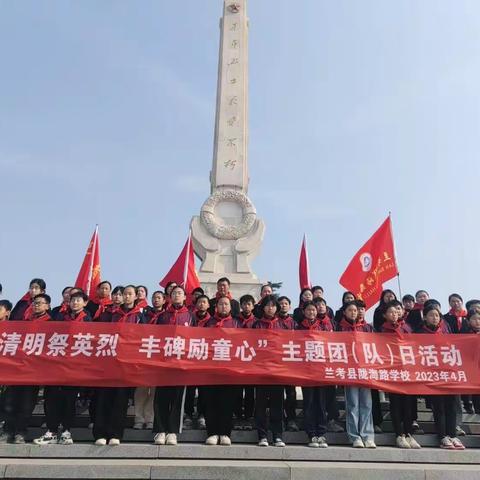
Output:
top-left (191, 0), bottom-right (265, 299)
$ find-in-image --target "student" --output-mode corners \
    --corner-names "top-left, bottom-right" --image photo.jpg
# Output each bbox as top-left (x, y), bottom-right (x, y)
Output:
top-left (461, 310), bottom-right (480, 412)
top-left (34, 292), bottom-right (91, 446)
top-left (208, 277), bottom-right (240, 317)
top-left (97, 286), bottom-right (124, 323)
top-left (185, 295), bottom-right (210, 429)
top-left (444, 294), bottom-right (467, 334)
top-left (292, 288), bottom-right (314, 324)
top-left (51, 287), bottom-right (73, 320)
top-left (0, 300), bottom-right (12, 322)
top-left (332, 291), bottom-right (356, 326)
top-left (402, 294), bottom-right (415, 314)
top-left (163, 282), bottom-right (177, 309)
top-left (188, 287), bottom-right (205, 312)
top-left (93, 285), bottom-right (141, 446)
top-left (152, 286), bottom-right (193, 445)
top-left (406, 290), bottom-right (429, 331)
top-left (10, 278), bottom-right (46, 320)
top-left (380, 301), bottom-right (420, 449)
top-left (253, 284), bottom-right (273, 318)
top-left (136, 285), bottom-right (149, 311)
top-left (234, 294), bottom-right (256, 429)
top-left (200, 296), bottom-right (240, 446)
top-left (1, 294), bottom-right (51, 444)
top-left (297, 301), bottom-right (331, 448)
top-left (278, 296), bottom-right (299, 432)
top-left (254, 295), bottom-right (294, 447)
top-left (311, 286), bottom-right (334, 318)
top-left (87, 281), bottom-right (113, 320)
top-left (414, 303), bottom-right (465, 449)
top-left (336, 301), bottom-right (375, 448)
top-left (373, 289), bottom-right (397, 332)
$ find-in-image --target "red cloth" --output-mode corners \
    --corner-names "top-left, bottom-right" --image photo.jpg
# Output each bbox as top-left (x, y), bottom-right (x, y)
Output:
top-left (61, 311), bottom-right (89, 322)
top-left (26, 312), bottom-right (51, 322)
top-left (240, 312), bottom-right (255, 328)
top-left (449, 308), bottom-right (468, 332)
top-left (93, 298), bottom-right (113, 320)
top-left (339, 317), bottom-right (372, 332)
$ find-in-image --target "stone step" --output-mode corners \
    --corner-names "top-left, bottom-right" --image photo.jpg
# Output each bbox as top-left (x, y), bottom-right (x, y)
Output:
top-left (21, 428), bottom-right (480, 448)
top-left (0, 445), bottom-right (478, 480)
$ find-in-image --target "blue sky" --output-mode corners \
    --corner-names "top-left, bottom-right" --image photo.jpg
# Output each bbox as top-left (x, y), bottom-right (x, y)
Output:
top-left (1, 0), bottom-right (479, 314)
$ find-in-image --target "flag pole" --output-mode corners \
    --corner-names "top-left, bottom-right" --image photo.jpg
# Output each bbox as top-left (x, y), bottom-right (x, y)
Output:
top-left (86, 225), bottom-right (98, 297)
top-left (388, 212), bottom-right (402, 299)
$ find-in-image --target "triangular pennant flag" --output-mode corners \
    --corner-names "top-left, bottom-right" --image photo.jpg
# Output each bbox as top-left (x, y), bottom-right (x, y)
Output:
top-left (75, 225), bottom-right (101, 300)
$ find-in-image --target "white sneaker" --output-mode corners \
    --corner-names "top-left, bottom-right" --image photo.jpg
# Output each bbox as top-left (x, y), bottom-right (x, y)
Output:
top-left (166, 433), bottom-right (177, 445)
top-left (258, 437), bottom-right (269, 447)
top-left (133, 422), bottom-right (143, 430)
top-left (396, 435), bottom-right (410, 449)
top-left (353, 438), bottom-right (365, 448)
top-left (94, 438), bottom-right (107, 446)
top-left (406, 434), bottom-right (421, 449)
top-left (108, 438), bottom-right (120, 446)
top-left (33, 431), bottom-right (57, 445)
top-left (205, 435), bottom-right (219, 445)
top-left (364, 439), bottom-right (376, 449)
top-left (274, 438), bottom-right (285, 447)
top-left (58, 430), bottom-right (73, 445)
top-left (317, 436), bottom-right (328, 448)
top-left (308, 436), bottom-right (319, 448)
top-left (154, 432), bottom-right (166, 445)
top-left (219, 435), bottom-right (231, 446)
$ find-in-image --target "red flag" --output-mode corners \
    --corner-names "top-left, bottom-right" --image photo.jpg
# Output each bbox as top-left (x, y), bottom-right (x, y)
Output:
top-left (339, 216), bottom-right (399, 310)
top-left (160, 231), bottom-right (200, 294)
top-left (299, 234), bottom-right (312, 290)
top-left (75, 225), bottom-right (101, 300)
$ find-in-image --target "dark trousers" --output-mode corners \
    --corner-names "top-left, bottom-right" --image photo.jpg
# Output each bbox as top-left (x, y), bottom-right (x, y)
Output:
top-left (204, 385), bottom-right (236, 437)
top-left (93, 387), bottom-right (129, 440)
top-left (234, 386), bottom-right (255, 419)
top-left (430, 395), bottom-right (457, 438)
top-left (44, 386), bottom-right (78, 432)
top-left (153, 386), bottom-right (185, 434)
top-left (284, 386), bottom-right (297, 421)
top-left (371, 389), bottom-right (383, 426)
top-left (184, 386), bottom-right (206, 417)
top-left (255, 385), bottom-right (284, 440)
top-left (326, 385), bottom-right (340, 421)
top-left (302, 386), bottom-right (327, 438)
top-left (4, 386), bottom-right (39, 436)
top-left (389, 393), bottom-right (413, 436)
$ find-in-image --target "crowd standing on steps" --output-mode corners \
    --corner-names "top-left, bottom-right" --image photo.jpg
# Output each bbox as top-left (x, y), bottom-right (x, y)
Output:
top-left (0, 277), bottom-right (478, 451)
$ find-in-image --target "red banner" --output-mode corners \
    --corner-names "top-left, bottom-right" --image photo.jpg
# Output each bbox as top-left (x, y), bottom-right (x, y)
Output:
top-left (1, 322), bottom-right (479, 394)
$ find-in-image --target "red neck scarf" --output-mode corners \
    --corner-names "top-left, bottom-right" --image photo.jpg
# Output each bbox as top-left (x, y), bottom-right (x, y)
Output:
top-left (382, 321), bottom-right (403, 333)
top-left (196, 311), bottom-right (211, 327)
top-left (64, 310), bottom-right (88, 322)
top-left (340, 317), bottom-right (367, 331)
top-left (166, 304), bottom-right (189, 325)
top-left (422, 321), bottom-right (444, 334)
top-left (117, 304), bottom-right (142, 323)
top-left (136, 298), bottom-right (149, 310)
top-left (93, 297), bottom-right (113, 320)
top-left (301, 317), bottom-right (321, 330)
top-left (449, 308), bottom-right (467, 331)
top-left (216, 291), bottom-right (232, 300)
top-left (20, 293), bottom-right (33, 321)
top-left (258, 316), bottom-right (279, 329)
top-left (213, 314), bottom-right (233, 327)
top-left (240, 312), bottom-right (255, 327)
top-left (59, 302), bottom-right (69, 314)
top-left (27, 312), bottom-right (51, 322)
top-left (147, 308), bottom-right (164, 325)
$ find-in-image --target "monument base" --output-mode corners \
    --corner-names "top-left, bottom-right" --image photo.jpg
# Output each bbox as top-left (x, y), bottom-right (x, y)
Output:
top-left (198, 272), bottom-right (263, 300)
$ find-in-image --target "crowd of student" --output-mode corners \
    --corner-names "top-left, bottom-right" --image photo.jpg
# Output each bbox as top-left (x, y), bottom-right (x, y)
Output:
top-left (0, 277), bottom-right (479, 451)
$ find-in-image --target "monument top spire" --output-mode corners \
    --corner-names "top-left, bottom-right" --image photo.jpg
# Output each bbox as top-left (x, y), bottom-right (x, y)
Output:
top-left (211, 0), bottom-right (249, 194)
top-left (191, 0), bottom-right (264, 299)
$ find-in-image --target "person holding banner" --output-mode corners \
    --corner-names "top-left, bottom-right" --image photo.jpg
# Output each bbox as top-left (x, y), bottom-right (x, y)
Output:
top-left (253, 295), bottom-right (294, 447)
top-left (414, 303), bottom-right (465, 450)
top-left (336, 300), bottom-right (376, 448)
top-left (152, 286), bottom-right (193, 446)
top-left (201, 295), bottom-right (240, 446)
top-left (298, 300), bottom-right (331, 448)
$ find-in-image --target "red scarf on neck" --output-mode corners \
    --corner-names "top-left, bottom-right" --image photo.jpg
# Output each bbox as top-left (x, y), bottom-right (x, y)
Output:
top-left (258, 316), bottom-right (279, 329)
top-left (63, 310), bottom-right (88, 322)
top-left (216, 291), bottom-right (232, 300)
top-left (413, 302), bottom-right (424, 311)
top-left (422, 321), bottom-right (444, 334)
top-left (27, 311), bottom-right (51, 322)
top-left (93, 297), bottom-right (113, 320)
top-left (196, 311), bottom-right (211, 327)
top-left (339, 317), bottom-right (367, 331)
top-left (147, 308), bottom-right (164, 325)
top-left (165, 304), bottom-right (189, 325)
top-left (136, 298), bottom-right (149, 310)
top-left (59, 302), bottom-right (69, 314)
top-left (117, 304), bottom-right (142, 323)
top-left (382, 321), bottom-right (403, 333)
top-left (20, 293), bottom-right (33, 320)
top-left (301, 317), bottom-right (321, 330)
top-left (449, 308), bottom-right (467, 332)
top-left (240, 312), bottom-right (255, 328)
top-left (213, 314), bottom-right (233, 327)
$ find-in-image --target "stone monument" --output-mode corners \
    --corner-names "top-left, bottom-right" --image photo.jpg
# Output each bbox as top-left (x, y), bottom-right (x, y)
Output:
top-left (191, 0), bottom-right (265, 299)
